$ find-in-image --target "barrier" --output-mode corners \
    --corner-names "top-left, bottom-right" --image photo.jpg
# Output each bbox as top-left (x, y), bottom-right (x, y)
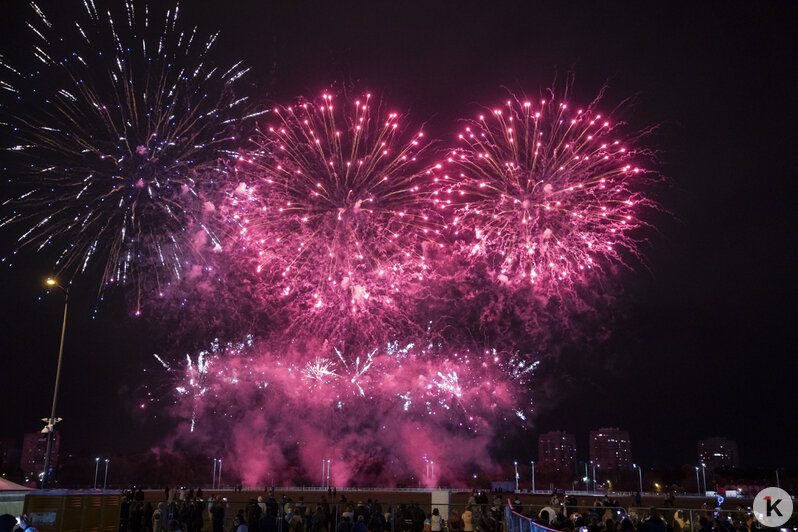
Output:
top-left (505, 500), bottom-right (560, 532)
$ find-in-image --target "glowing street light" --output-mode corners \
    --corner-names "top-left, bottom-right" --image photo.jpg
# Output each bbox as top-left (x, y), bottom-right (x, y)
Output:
top-left (514, 461), bottom-right (519, 492)
top-left (695, 466), bottom-right (700, 495)
top-left (41, 277), bottom-right (68, 488)
top-left (94, 457), bottom-right (100, 489)
top-left (530, 461), bottom-right (535, 493)
top-left (103, 458), bottom-right (110, 489)
top-left (633, 463), bottom-right (643, 494)
top-left (701, 462), bottom-right (707, 495)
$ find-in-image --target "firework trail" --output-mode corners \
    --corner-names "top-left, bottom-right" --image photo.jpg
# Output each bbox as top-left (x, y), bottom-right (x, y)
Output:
top-left (431, 91), bottom-right (654, 301)
top-left (148, 334), bottom-right (538, 486)
top-left (0, 0), bottom-right (256, 306)
top-left (224, 92), bottom-right (440, 349)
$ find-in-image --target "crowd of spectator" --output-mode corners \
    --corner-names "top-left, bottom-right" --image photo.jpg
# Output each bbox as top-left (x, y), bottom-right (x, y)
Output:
top-left (103, 487), bottom-right (783, 532)
top-left (511, 492), bottom-right (771, 532)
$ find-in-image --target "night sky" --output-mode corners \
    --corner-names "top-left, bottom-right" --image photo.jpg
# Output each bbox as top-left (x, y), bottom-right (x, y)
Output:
top-left (1, 1), bottom-right (796, 471)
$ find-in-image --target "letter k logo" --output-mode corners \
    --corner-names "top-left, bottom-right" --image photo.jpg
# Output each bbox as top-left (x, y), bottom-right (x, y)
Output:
top-left (764, 496), bottom-right (783, 517)
top-left (755, 488), bottom-right (792, 527)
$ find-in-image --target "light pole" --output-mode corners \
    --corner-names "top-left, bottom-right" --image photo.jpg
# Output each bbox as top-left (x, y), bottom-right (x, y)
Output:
top-left (431, 461), bottom-right (435, 488)
top-left (217, 459), bottom-right (222, 489)
top-left (701, 463), bottom-right (707, 495)
top-left (42, 277), bottom-right (68, 489)
top-left (514, 461), bottom-right (519, 492)
top-left (425, 459), bottom-right (429, 487)
top-left (103, 459), bottom-right (109, 489)
top-left (592, 465), bottom-right (596, 494)
top-left (530, 461), bottom-right (535, 493)
top-left (633, 463), bottom-right (642, 494)
top-left (94, 457), bottom-right (100, 489)
top-left (585, 463), bottom-right (590, 491)
top-left (326, 459), bottom-right (330, 489)
top-left (775, 469), bottom-right (780, 490)
top-left (212, 458), bottom-right (217, 489)
top-left (695, 467), bottom-right (700, 495)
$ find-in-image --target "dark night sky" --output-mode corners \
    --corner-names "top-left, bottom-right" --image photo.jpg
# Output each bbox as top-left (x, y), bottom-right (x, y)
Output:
top-left (1, 1), bottom-right (796, 470)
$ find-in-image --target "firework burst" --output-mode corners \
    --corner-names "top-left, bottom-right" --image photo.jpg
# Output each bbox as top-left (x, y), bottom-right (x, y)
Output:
top-left (149, 333), bottom-right (538, 485)
top-left (0, 0), bottom-right (254, 305)
top-left (225, 92), bottom-right (439, 347)
top-left (431, 92), bottom-right (654, 299)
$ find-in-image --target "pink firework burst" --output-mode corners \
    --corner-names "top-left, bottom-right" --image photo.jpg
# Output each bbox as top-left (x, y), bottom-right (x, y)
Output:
top-left (149, 335), bottom-right (538, 486)
top-left (226, 92), bottom-right (439, 347)
top-left (431, 92), bottom-right (654, 298)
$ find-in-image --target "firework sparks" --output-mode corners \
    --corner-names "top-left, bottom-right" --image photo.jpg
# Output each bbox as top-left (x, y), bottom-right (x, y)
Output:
top-left (154, 335), bottom-right (537, 433)
top-left (0, 0), bottom-right (253, 306)
top-left (224, 92), bottom-right (439, 348)
top-left (145, 333), bottom-right (539, 485)
top-left (431, 92), bottom-right (654, 299)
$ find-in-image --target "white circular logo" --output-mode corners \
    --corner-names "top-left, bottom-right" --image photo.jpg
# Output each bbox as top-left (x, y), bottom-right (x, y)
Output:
top-left (753, 487), bottom-right (793, 528)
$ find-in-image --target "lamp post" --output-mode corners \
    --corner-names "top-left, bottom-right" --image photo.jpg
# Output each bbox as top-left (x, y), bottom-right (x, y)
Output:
top-left (42, 277), bottom-right (68, 489)
top-left (775, 469), bottom-right (780, 490)
top-left (701, 462), bottom-right (707, 495)
top-left (103, 459), bottom-right (109, 489)
top-left (425, 459), bottom-right (429, 487)
top-left (695, 467), bottom-right (700, 495)
top-left (592, 465), bottom-right (596, 494)
top-left (633, 463), bottom-right (642, 494)
top-left (514, 461), bottom-right (519, 492)
top-left (218, 459), bottom-right (222, 489)
top-left (585, 463), bottom-right (589, 491)
top-left (212, 459), bottom-right (218, 489)
top-left (94, 457), bottom-right (100, 489)
top-left (326, 459), bottom-right (330, 489)
top-left (431, 461), bottom-right (435, 488)
top-left (530, 461), bottom-right (535, 493)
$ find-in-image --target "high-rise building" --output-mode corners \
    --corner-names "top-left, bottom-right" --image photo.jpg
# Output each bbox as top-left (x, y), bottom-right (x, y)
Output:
top-left (538, 430), bottom-right (577, 473)
top-left (698, 437), bottom-right (739, 469)
top-left (20, 431), bottom-right (60, 479)
top-left (589, 428), bottom-right (632, 470)
top-left (0, 437), bottom-right (16, 471)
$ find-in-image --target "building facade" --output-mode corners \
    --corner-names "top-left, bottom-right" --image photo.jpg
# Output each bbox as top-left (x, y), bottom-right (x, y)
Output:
top-left (538, 430), bottom-right (577, 473)
top-left (589, 427), bottom-right (632, 470)
top-left (698, 437), bottom-right (739, 469)
top-left (20, 431), bottom-right (60, 479)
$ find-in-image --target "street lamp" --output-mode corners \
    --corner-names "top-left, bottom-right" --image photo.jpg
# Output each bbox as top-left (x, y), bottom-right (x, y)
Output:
top-left (103, 459), bottom-right (109, 490)
top-left (701, 462), bottom-right (707, 495)
top-left (425, 458), bottom-right (430, 487)
top-left (530, 461), bottom-right (535, 493)
top-left (584, 463), bottom-right (590, 491)
top-left (94, 457), bottom-right (100, 489)
top-left (633, 463), bottom-right (642, 494)
top-left (514, 461), bottom-right (519, 492)
top-left (42, 277), bottom-right (68, 488)
top-left (695, 467), bottom-right (700, 495)
top-left (217, 459), bottom-right (222, 489)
